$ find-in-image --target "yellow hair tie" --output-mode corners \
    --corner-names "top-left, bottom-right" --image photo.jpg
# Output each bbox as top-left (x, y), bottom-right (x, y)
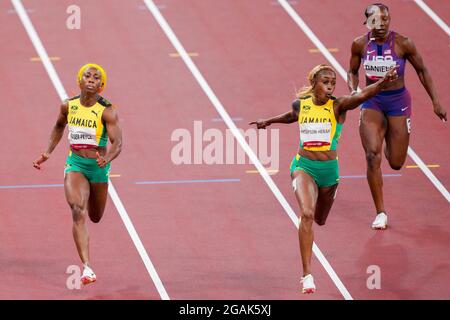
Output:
top-left (77, 63), bottom-right (107, 93)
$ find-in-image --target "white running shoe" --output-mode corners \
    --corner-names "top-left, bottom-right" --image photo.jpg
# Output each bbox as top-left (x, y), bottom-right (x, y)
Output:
top-left (80, 265), bottom-right (96, 285)
top-left (301, 274), bottom-right (316, 294)
top-left (372, 212), bottom-right (388, 230)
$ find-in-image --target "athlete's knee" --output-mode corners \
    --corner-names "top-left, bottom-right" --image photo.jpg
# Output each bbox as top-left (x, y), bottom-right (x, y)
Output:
top-left (89, 212), bottom-right (102, 223)
top-left (387, 158), bottom-right (404, 171)
top-left (90, 216), bottom-right (101, 223)
top-left (314, 217), bottom-right (326, 226)
top-left (365, 151), bottom-right (381, 169)
top-left (389, 163), bottom-right (403, 171)
top-left (301, 209), bottom-right (315, 224)
top-left (69, 203), bottom-right (87, 222)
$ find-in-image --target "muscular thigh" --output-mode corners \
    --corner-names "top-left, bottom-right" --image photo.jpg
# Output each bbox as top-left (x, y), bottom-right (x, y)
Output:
top-left (314, 184), bottom-right (338, 225)
top-left (88, 183), bottom-right (108, 220)
top-left (292, 170), bottom-right (318, 214)
top-left (64, 171), bottom-right (90, 208)
top-left (385, 116), bottom-right (410, 163)
top-left (359, 109), bottom-right (387, 153)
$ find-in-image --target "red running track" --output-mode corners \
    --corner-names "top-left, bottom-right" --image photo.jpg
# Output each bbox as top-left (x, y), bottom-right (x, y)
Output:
top-left (0, 0), bottom-right (448, 299)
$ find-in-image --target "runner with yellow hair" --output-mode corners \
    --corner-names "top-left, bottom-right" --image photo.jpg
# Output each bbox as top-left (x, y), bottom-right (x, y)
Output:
top-left (33, 63), bottom-right (122, 286)
top-left (250, 64), bottom-right (397, 294)
top-left (77, 63), bottom-right (107, 92)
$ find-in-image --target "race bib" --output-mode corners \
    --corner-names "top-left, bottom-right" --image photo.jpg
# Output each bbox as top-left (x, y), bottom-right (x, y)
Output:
top-left (300, 122), bottom-right (331, 147)
top-left (363, 57), bottom-right (396, 79)
top-left (68, 126), bottom-right (97, 146)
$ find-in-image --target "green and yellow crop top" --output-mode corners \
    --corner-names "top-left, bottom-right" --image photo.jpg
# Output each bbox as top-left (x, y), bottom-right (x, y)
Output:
top-left (294, 96), bottom-right (342, 152)
top-left (66, 95), bottom-right (112, 150)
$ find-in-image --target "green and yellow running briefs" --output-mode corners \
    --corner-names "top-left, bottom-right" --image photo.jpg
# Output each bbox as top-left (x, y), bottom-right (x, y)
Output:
top-left (64, 150), bottom-right (110, 183)
top-left (290, 154), bottom-right (339, 188)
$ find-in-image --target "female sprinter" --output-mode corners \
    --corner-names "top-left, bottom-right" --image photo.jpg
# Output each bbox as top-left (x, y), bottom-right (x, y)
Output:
top-left (32, 63), bottom-right (122, 285)
top-left (347, 3), bottom-right (447, 230)
top-left (250, 64), bottom-right (397, 294)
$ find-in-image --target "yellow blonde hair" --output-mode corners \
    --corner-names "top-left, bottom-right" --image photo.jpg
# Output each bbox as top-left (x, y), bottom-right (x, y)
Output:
top-left (297, 64), bottom-right (336, 99)
top-left (77, 63), bottom-right (107, 93)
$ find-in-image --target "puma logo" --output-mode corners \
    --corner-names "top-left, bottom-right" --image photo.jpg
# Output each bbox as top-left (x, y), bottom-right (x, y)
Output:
top-left (91, 110), bottom-right (98, 117)
top-left (324, 108), bottom-right (331, 113)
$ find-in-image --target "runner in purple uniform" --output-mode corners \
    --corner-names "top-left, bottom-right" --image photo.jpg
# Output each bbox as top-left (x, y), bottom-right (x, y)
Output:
top-left (347, 3), bottom-right (447, 229)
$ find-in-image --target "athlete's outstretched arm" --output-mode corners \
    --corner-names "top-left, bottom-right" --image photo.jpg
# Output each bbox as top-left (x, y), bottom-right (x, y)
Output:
top-left (33, 101), bottom-right (68, 169)
top-left (403, 38), bottom-right (447, 122)
top-left (336, 68), bottom-right (398, 113)
top-left (249, 100), bottom-right (300, 129)
top-left (347, 37), bottom-right (364, 94)
top-left (96, 107), bottom-right (122, 168)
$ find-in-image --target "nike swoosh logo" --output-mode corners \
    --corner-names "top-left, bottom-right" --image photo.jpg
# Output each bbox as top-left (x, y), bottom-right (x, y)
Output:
top-left (367, 50), bottom-right (376, 54)
top-left (401, 107), bottom-right (409, 111)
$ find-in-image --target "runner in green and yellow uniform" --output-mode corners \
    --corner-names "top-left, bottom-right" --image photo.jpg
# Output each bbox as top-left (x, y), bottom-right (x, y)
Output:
top-left (250, 64), bottom-right (397, 294)
top-left (33, 63), bottom-right (122, 285)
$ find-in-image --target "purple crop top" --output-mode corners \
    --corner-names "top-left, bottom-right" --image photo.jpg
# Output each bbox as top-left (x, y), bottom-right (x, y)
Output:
top-left (362, 31), bottom-right (406, 81)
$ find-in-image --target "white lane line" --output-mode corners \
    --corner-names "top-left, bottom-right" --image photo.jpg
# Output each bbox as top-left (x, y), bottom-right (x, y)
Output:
top-left (277, 0), bottom-right (450, 203)
top-left (11, 0), bottom-right (170, 300)
top-left (414, 0), bottom-right (450, 36)
top-left (142, 0), bottom-right (353, 300)
top-left (407, 147), bottom-right (450, 201)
